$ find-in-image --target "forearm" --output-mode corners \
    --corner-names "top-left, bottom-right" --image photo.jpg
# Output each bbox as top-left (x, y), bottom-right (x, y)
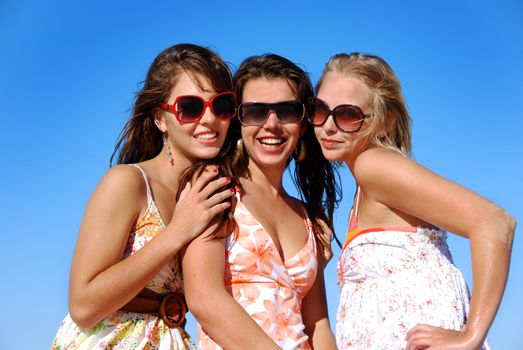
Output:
top-left (309, 320), bottom-right (337, 350)
top-left (464, 212), bottom-right (515, 345)
top-left (69, 227), bottom-right (185, 328)
top-left (190, 290), bottom-right (280, 350)
top-left (302, 264), bottom-right (336, 349)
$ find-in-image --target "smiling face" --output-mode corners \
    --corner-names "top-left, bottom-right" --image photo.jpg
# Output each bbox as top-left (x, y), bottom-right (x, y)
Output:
top-left (314, 72), bottom-right (373, 164)
top-left (240, 77), bottom-right (303, 174)
top-left (155, 71), bottom-right (231, 165)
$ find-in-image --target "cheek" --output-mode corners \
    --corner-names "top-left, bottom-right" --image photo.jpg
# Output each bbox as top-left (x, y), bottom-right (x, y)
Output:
top-left (218, 120), bottom-right (230, 136)
top-left (313, 127), bottom-right (322, 139)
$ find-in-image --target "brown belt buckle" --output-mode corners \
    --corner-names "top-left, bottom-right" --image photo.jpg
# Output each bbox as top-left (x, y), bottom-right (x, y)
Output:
top-left (159, 292), bottom-right (187, 328)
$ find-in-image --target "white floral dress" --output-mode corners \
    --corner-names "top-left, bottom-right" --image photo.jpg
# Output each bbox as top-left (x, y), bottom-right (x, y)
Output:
top-left (336, 187), bottom-right (490, 350)
top-left (51, 165), bottom-right (195, 350)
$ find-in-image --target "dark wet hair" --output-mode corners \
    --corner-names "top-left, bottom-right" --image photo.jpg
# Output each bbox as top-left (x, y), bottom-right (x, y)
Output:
top-left (232, 53), bottom-right (342, 248)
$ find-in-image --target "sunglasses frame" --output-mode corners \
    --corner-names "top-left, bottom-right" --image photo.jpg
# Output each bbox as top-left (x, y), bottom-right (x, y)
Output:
top-left (307, 97), bottom-right (372, 133)
top-left (159, 91), bottom-right (237, 124)
top-left (237, 100), bottom-right (306, 126)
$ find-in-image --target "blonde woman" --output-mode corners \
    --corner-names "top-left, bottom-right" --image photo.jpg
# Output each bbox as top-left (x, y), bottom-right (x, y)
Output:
top-left (309, 52), bottom-right (516, 350)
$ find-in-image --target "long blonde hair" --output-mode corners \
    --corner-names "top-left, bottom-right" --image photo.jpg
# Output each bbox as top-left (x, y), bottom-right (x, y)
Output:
top-left (317, 53), bottom-right (412, 156)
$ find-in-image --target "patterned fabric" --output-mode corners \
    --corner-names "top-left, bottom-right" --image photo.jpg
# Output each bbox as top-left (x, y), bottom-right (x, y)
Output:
top-left (51, 165), bottom-right (195, 350)
top-left (198, 194), bottom-right (317, 350)
top-left (336, 188), bottom-right (490, 349)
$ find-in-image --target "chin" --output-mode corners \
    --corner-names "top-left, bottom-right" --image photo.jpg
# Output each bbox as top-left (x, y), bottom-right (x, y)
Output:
top-left (194, 148), bottom-right (221, 160)
top-left (321, 149), bottom-right (346, 162)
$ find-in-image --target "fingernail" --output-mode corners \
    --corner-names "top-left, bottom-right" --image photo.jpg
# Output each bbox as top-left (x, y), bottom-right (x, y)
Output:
top-left (229, 188), bottom-right (234, 193)
top-left (213, 168), bottom-right (218, 173)
top-left (226, 176), bottom-right (231, 181)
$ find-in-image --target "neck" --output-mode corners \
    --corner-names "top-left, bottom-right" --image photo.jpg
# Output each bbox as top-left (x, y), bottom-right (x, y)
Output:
top-left (243, 161), bottom-right (286, 197)
top-left (152, 147), bottom-right (195, 190)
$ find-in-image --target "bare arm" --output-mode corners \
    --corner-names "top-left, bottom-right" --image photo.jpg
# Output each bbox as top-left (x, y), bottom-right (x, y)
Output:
top-left (302, 253), bottom-right (336, 349)
top-left (354, 148), bottom-right (516, 349)
top-left (182, 233), bottom-right (281, 350)
top-left (69, 165), bottom-right (232, 328)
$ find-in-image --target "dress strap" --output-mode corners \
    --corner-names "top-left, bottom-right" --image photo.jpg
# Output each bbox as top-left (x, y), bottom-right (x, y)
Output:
top-left (348, 186), bottom-right (362, 231)
top-left (129, 164), bottom-right (153, 208)
top-left (298, 203), bottom-right (314, 231)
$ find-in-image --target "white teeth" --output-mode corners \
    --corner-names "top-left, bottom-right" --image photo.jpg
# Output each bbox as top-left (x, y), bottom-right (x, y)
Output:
top-left (259, 138), bottom-right (284, 145)
top-left (195, 133), bottom-right (217, 140)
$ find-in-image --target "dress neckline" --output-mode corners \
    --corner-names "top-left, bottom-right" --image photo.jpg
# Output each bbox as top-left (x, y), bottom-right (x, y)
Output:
top-left (235, 197), bottom-right (314, 266)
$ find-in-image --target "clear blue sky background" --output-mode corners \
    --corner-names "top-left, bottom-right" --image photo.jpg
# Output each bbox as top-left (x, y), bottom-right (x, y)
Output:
top-left (1, 1), bottom-right (521, 348)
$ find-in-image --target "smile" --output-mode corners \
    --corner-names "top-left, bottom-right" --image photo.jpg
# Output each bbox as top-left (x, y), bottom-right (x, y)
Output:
top-left (194, 132), bottom-right (219, 144)
top-left (257, 137), bottom-right (287, 150)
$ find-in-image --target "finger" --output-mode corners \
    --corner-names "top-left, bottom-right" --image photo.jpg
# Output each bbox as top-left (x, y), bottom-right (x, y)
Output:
top-left (206, 200), bottom-right (232, 219)
top-left (191, 167), bottom-right (220, 192)
top-left (406, 324), bottom-right (434, 338)
top-left (205, 187), bottom-right (235, 208)
top-left (317, 218), bottom-right (332, 237)
top-left (406, 335), bottom-right (431, 350)
top-left (178, 182), bottom-right (191, 202)
top-left (199, 176), bottom-right (231, 200)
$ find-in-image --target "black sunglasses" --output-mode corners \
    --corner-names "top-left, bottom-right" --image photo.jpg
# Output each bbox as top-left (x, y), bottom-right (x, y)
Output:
top-left (238, 100), bottom-right (305, 126)
top-left (306, 97), bottom-right (372, 133)
top-left (159, 92), bottom-right (237, 123)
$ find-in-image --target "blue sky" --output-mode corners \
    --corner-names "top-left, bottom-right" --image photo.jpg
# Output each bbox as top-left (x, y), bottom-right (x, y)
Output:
top-left (1, 0), bottom-right (521, 348)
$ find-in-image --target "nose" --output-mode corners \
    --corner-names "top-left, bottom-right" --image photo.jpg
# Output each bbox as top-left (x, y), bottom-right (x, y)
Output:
top-left (322, 114), bottom-right (338, 134)
top-left (199, 104), bottom-right (215, 124)
top-left (263, 110), bottom-right (281, 129)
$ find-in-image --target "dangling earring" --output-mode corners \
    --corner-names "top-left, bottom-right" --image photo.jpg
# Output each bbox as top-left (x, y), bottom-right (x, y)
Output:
top-left (234, 138), bottom-right (246, 164)
top-left (164, 134), bottom-right (174, 165)
top-left (294, 138), bottom-right (306, 162)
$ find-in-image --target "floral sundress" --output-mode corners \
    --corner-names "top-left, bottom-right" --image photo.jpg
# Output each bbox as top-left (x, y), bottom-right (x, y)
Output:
top-left (51, 164), bottom-right (195, 350)
top-left (336, 186), bottom-right (490, 349)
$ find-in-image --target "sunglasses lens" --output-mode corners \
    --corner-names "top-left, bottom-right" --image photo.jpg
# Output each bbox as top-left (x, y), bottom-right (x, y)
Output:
top-left (333, 105), bottom-right (365, 131)
top-left (239, 103), bottom-right (269, 125)
top-left (273, 101), bottom-right (304, 123)
top-left (212, 93), bottom-right (236, 119)
top-left (176, 97), bottom-right (204, 122)
top-left (307, 99), bottom-right (330, 126)
top-left (240, 101), bottom-right (304, 125)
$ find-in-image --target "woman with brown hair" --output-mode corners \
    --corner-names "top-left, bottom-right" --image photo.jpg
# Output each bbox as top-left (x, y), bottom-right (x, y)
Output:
top-left (51, 43), bottom-right (237, 349)
top-left (183, 54), bottom-right (339, 350)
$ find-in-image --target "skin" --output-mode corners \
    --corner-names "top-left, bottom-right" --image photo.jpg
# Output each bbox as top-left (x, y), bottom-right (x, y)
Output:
top-left (68, 72), bottom-right (234, 329)
top-left (315, 72), bottom-right (516, 349)
top-left (183, 78), bottom-right (336, 349)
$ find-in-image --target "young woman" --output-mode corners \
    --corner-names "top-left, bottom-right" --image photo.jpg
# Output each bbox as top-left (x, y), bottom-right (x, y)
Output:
top-left (51, 43), bottom-right (237, 349)
top-left (308, 52), bottom-right (516, 350)
top-left (182, 54), bottom-right (339, 350)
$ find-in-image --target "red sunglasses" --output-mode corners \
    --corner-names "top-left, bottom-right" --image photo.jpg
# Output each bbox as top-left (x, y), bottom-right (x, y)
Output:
top-left (159, 92), bottom-right (237, 123)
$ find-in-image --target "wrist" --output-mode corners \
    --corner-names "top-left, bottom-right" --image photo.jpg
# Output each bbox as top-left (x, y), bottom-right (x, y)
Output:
top-left (461, 325), bottom-right (487, 349)
top-left (159, 223), bottom-right (189, 254)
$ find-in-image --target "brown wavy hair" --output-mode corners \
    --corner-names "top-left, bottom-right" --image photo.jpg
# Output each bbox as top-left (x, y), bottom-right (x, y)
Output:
top-left (110, 43), bottom-right (236, 237)
top-left (110, 43), bottom-right (234, 165)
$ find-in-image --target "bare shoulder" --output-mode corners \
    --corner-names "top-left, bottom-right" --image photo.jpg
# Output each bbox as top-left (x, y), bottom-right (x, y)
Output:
top-left (92, 164), bottom-right (147, 210)
top-left (353, 148), bottom-right (415, 184)
top-left (100, 164), bottom-right (145, 192)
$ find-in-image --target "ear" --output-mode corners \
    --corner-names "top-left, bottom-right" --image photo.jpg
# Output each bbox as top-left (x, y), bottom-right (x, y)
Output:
top-left (153, 108), bottom-right (168, 133)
